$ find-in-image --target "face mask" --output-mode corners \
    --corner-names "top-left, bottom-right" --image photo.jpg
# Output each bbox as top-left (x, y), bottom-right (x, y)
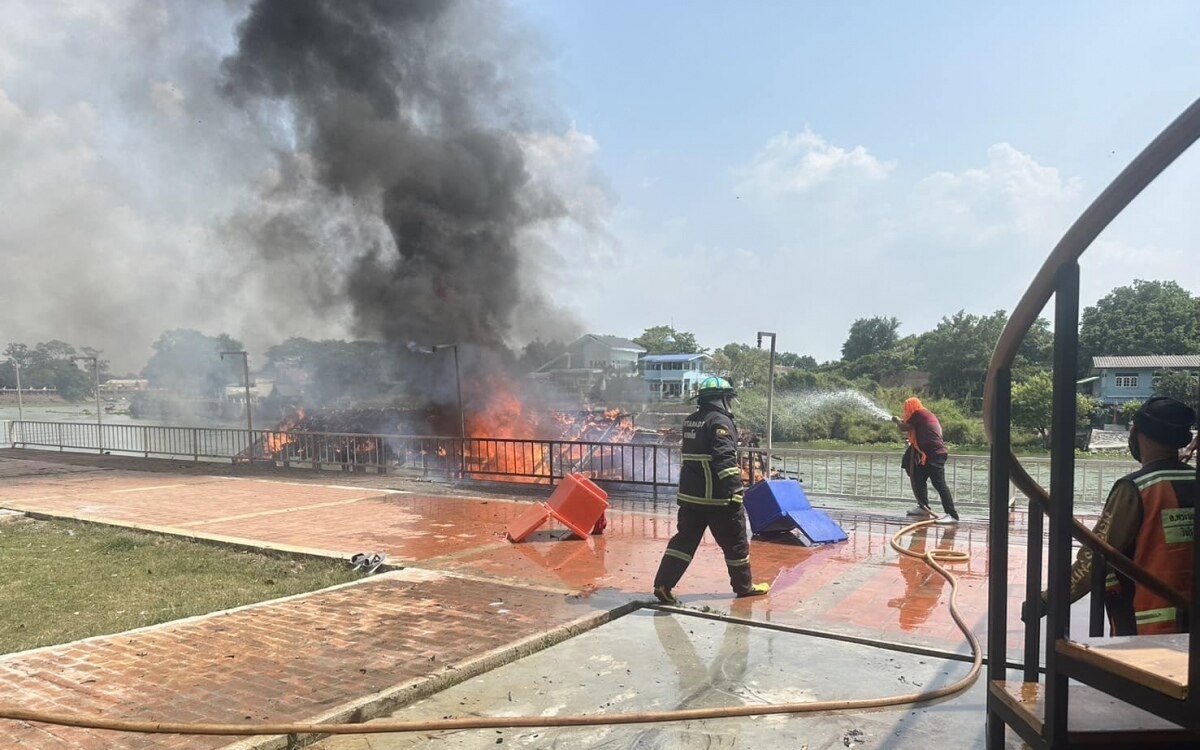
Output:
top-left (1128, 427), bottom-right (1141, 463)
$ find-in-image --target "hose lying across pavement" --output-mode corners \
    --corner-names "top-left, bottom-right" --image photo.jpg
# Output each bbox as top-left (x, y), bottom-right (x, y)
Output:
top-left (0, 517), bottom-right (980, 737)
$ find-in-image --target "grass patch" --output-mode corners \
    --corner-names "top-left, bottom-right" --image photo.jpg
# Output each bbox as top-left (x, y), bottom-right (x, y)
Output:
top-left (0, 518), bottom-right (361, 655)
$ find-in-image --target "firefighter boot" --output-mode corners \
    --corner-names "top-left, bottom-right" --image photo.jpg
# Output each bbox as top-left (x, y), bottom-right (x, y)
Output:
top-left (653, 585), bottom-right (680, 606)
top-left (735, 582), bottom-right (771, 598)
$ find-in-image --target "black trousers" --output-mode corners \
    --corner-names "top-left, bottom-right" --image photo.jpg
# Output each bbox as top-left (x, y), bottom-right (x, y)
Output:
top-left (654, 502), bottom-right (754, 595)
top-left (910, 455), bottom-right (959, 518)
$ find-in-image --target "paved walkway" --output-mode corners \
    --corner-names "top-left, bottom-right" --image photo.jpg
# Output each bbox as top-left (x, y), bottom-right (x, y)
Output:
top-left (0, 450), bottom-right (1050, 748)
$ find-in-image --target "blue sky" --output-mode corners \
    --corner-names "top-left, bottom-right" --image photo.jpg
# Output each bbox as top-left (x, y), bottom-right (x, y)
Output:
top-left (520, 0), bottom-right (1200, 358)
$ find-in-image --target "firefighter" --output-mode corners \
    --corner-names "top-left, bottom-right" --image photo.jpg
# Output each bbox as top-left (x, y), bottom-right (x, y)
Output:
top-left (653, 376), bottom-right (771, 605)
top-left (1026, 396), bottom-right (1196, 635)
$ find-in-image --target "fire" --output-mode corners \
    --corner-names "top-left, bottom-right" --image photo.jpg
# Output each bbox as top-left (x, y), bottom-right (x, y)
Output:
top-left (251, 379), bottom-right (659, 483)
top-left (261, 408), bottom-right (305, 458)
top-left (462, 375), bottom-right (547, 482)
top-left (460, 375), bottom-right (642, 483)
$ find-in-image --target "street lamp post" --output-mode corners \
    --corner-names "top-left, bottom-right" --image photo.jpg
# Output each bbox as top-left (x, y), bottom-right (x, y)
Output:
top-left (756, 331), bottom-right (777, 480)
top-left (13, 361), bottom-right (23, 424)
top-left (220, 351), bottom-right (254, 461)
top-left (408, 342), bottom-right (465, 476)
top-left (407, 342), bottom-right (465, 439)
top-left (73, 355), bottom-right (101, 453)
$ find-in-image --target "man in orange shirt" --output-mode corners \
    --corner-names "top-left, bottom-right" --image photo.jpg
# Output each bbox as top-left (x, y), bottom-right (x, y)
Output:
top-left (893, 397), bottom-right (960, 523)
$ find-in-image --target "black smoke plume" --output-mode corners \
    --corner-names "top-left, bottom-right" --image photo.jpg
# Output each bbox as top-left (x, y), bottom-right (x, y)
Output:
top-left (221, 0), bottom-right (577, 356)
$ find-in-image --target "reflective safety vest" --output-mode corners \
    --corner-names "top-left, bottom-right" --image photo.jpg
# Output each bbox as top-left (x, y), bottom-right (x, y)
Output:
top-left (677, 404), bottom-right (744, 506)
top-left (1105, 461), bottom-right (1196, 636)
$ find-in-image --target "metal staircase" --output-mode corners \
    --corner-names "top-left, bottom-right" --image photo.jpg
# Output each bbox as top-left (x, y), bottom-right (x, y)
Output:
top-left (984, 99), bottom-right (1200, 748)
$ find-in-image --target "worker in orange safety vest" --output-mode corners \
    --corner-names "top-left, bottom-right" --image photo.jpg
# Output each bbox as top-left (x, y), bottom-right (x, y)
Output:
top-left (1026, 396), bottom-right (1196, 635)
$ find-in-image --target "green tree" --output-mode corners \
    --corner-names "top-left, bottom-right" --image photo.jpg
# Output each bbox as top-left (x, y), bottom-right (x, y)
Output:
top-left (841, 316), bottom-right (900, 361)
top-left (916, 311), bottom-right (1053, 403)
top-left (1153, 370), bottom-right (1199, 410)
top-left (708, 343), bottom-right (769, 388)
top-left (1080, 280), bottom-right (1200, 368)
top-left (842, 335), bottom-right (918, 382)
top-left (778, 352), bottom-right (818, 370)
top-left (633, 326), bottom-right (704, 356)
top-left (1012, 371), bottom-right (1100, 443)
top-left (143, 329), bottom-right (245, 396)
top-left (916, 311), bottom-right (1007, 402)
top-left (1, 340), bottom-right (97, 401)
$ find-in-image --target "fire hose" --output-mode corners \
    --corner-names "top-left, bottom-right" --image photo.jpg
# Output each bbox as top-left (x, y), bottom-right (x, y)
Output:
top-left (0, 517), bottom-right (979, 738)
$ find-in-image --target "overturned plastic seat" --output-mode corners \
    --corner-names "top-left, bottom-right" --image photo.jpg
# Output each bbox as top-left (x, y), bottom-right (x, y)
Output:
top-left (744, 479), bottom-right (847, 544)
top-left (506, 473), bottom-right (609, 542)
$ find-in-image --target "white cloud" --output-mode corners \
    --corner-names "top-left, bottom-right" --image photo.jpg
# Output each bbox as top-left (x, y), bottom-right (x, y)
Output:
top-left (735, 127), bottom-right (895, 198)
top-left (910, 142), bottom-right (1082, 247)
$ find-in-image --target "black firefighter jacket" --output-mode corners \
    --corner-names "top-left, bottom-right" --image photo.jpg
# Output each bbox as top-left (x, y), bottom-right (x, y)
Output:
top-left (677, 404), bottom-right (744, 505)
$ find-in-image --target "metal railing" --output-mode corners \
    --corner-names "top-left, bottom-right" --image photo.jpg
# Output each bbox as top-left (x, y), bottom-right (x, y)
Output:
top-left (983, 97), bottom-right (1200, 748)
top-left (7, 420), bottom-right (1132, 507)
top-left (745, 447), bottom-right (1133, 510)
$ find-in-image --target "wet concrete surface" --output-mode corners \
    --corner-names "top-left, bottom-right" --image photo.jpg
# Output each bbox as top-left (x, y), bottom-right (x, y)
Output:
top-left (313, 608), bottom-right (1022, 750)
top-left (0, 451), bottom-right (1099, 747)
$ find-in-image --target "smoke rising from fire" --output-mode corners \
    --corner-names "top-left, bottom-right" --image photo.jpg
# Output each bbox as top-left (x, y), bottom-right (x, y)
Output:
top-left (0, 0), bottom-right (604, 376)
top-left (221, 0), bottom-right (587, 354)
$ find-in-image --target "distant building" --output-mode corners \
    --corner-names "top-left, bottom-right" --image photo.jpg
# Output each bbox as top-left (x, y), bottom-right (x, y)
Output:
top-left (1080, 355), bottom-right (1200, 405)
top-left (561, 335), bottom-right (646, 374)
top-left (641, 353), bottom-right (714, 400)
top-left (526, 335), bottom-right (647, 400)
top-left (98, 379), bottom-right (148, 395)
top-left (223, 379), bottom-right (274, 405)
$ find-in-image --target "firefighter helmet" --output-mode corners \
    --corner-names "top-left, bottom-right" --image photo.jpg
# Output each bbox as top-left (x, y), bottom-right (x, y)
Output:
top-left (696, 376), bottom-right (736, 401)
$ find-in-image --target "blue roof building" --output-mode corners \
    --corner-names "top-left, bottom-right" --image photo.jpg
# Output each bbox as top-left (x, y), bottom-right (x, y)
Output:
top-left (640, 353), bottom-right (714, 400)
top-left (1081, 355), bottom-right (1200, 406)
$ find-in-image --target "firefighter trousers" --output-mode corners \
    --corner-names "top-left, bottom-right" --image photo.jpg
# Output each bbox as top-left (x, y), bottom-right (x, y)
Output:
top-left (910, 456), bottom-right (959, 518)
top-left (654, 501), bottom-right (754, 595)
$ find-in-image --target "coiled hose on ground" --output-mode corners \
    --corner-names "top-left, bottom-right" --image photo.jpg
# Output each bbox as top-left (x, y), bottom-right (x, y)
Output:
top-left (0, 517), bottom-right (978, 738)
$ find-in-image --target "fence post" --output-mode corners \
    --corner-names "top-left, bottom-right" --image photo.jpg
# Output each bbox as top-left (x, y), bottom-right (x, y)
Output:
top-left (57, 422), bottom-right (64, 452)
top-left (143, 425), bottom-right (149, 458)
top-left (653, 447), bottom-right (659, 501)
top-left (192, 428), bottom-right (198, 462)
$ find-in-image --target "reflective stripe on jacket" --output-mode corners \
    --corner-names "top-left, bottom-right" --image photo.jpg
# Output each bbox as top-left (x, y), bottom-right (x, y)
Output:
top-left (1105, 461), bottom-right (1196, 636)
top-left (677, 404), bottom-right (743, 505)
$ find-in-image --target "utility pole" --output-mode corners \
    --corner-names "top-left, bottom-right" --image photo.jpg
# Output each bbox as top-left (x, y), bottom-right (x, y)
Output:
top-left (407, 342), bottom-right (465, 476)
top-left (757, 331), bottom-right (777, 480)
top-left (13, 361), bottom-right (23, 423)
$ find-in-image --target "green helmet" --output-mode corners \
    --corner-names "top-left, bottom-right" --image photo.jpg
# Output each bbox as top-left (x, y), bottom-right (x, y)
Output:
top-left (696, 376), bottom-right (736, 402)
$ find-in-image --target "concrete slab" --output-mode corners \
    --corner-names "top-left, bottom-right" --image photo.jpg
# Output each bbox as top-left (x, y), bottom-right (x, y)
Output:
top-left (311, 608), bottom-right (1022, 750)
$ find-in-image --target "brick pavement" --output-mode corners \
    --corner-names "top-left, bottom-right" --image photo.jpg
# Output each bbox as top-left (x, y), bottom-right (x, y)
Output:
top-left (0, 454), bottom-right (1016, 652)
top-left (0, 570), bottom-right (616, 749)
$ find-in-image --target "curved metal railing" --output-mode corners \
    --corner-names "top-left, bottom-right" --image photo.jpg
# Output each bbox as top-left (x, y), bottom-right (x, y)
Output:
top-left (984, 97), bottom-right (1200, 612)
